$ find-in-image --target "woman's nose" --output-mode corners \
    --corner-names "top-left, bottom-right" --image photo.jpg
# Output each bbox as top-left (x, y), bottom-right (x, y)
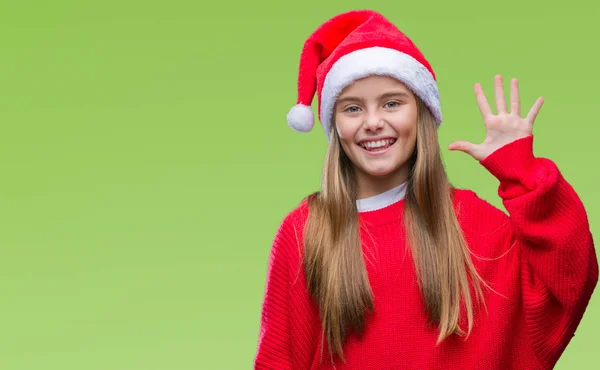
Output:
top-left (364, 112), bottom-right (384, 131)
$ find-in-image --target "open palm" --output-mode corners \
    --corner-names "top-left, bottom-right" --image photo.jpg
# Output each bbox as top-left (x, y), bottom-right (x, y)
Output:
top-left (449, 75), bottom-right (544, 161)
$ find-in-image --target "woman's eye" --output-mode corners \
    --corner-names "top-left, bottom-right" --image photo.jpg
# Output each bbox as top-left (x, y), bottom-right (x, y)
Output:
top-left (345, 106), bottom-right (361, 113)
top-left (385, 101), bottom-right (400, 108)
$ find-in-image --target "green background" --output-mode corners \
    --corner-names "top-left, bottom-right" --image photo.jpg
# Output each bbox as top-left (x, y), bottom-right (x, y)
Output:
top-left (1, 1), bottom-right (598, 369)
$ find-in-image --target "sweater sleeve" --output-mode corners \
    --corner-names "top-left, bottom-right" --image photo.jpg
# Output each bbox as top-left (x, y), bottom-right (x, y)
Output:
top-left (478, 135), bottom-right (599, 366)
top-left (254, 212), bottom-right (297, 370)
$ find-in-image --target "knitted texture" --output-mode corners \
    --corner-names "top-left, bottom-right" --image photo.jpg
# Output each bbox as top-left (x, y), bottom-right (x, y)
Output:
top-left (254, 135), bottom-right (598, 370)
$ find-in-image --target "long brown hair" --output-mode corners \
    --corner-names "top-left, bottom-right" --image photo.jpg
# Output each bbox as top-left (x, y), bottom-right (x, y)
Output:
top-left (303, 96), bottom-right (488, 364)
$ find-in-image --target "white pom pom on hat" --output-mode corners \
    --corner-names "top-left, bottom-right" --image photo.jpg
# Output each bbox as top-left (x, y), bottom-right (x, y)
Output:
top-left (287, 104), bottom-right (314, 133)
top-left (286, 10), bottom-right (442, 142)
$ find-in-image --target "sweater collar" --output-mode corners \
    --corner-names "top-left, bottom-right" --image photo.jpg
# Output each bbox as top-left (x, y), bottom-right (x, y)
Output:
top-left (356, 182), bottom-right (407, 213)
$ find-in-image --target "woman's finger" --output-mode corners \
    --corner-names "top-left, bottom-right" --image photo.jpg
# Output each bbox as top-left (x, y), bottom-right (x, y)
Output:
top-left (494, 74), bottom-right (507, 114)
top-left (525, 97), bottom-right (545, 124)
top-left (474, 83), bottom-right (492, 119)
top-left (510, 78), bottom-right (520, 116)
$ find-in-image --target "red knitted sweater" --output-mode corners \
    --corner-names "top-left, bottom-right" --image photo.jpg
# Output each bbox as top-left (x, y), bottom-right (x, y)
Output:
top-left (254, 136), bottom-right (598, 370)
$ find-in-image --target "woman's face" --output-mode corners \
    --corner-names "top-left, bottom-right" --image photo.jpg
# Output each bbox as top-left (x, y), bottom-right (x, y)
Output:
top-left (334, 75), bottom-right (418, 195)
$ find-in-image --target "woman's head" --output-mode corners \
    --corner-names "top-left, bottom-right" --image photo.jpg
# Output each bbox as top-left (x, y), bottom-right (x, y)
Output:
top-left (286, 10), bottom-right (442, 141)
top-left (333, 75), bottom-right (418, 197)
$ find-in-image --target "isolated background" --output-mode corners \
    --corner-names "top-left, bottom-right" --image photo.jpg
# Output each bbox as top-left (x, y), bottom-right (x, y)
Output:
top-left (1, 1), bottom-right (598, 369)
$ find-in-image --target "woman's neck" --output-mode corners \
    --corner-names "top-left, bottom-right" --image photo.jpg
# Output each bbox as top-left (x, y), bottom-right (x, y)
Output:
top-left (356, 167), bottom-right (409, 199)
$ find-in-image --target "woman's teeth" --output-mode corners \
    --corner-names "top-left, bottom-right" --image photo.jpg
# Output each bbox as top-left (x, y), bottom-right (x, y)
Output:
top-left (360, 139), bottom-right (396, 151)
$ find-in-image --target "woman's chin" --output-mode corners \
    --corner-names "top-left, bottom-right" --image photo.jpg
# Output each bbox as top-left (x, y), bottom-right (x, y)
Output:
top-left (358, 161), bottom-right (410, 180)
top-left (362, 167), bottom-right (397, 177)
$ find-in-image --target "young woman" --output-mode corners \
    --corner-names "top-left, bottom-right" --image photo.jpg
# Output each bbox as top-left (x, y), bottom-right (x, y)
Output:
top-left (254, 10), bottom-right (598, 370)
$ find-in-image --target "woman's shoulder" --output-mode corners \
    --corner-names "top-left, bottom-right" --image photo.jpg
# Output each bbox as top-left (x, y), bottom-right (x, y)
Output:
top-left (266, 195), bottom-right (314, 267)
top-left (283, 194), bottom-right (311, 224)
top-left (451, 187), bottom-right (509, 223)
top-left (452, 187), bottom-right (497, 207)
top-left (451, 188), bottom-right (517, 270)
top-left (274, 194), bottom-right (313, 238)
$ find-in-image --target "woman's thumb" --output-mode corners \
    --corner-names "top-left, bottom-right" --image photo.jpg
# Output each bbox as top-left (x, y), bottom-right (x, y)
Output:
top-left (448, 140), bottom-right (475, 154)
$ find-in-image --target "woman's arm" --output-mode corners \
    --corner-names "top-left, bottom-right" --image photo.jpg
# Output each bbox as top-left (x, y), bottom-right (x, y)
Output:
top-left (254, 214), bottom-right (296, 369)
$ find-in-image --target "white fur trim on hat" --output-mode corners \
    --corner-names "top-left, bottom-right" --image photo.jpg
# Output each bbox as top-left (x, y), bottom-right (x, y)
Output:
top-left (320, 46), bottom-right (442, 141)
top-left (287, 104), bottom-right (315, 132)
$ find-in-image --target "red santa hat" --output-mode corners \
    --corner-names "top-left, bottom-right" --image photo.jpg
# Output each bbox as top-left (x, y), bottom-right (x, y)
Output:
top-left (286, 10), bottom-right (442, 140)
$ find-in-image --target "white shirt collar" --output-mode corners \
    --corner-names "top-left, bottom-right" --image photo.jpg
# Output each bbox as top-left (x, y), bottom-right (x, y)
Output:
top-left (356, 182), bottom-right (407, 213)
